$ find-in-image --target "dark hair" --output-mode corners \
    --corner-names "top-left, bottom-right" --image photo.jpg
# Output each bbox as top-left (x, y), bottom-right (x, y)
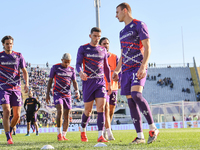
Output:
top-left (99, 37), bottom-right (109, 45)
top-left (117, 3), bottom-right (132, 13)
top-left (90, 27), bottom-right (101, 34)
top-left (1, 35), bottom-right (14, 44)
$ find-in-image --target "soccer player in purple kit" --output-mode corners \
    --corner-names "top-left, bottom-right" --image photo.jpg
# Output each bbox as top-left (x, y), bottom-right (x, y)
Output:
top-left (99, 37), bottom-right (120, 141)
top-left (0, 35), bottom-right (29, 144)
top-left (24, 89), bottom-right (40, 136)
top-left (76, 27), bottom-right (111, 142)
top-left (46, 53), bottom-right (79, 141)
top-left (113, 3), bottom-right (159, 144)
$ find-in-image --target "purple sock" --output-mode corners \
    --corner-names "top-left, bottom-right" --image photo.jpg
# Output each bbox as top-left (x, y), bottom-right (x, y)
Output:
top-left (97, 112), bottom-right (104, 131)
top-left (131, 91), bottom-right (154, 125)
top-left (127, 98), bottom-right (142, 133)
top-left (5, 131), bottom-right (11, 141)
top-left (10, 126), bottom-right (13, 134)
top-left (31, 124), bottom-right (35, 130)
top-left (81, 113), bottom-right (90, 128)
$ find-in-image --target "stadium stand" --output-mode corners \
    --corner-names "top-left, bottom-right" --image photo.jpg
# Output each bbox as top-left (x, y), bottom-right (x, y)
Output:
top-left (143, 67), bottom-right (196, 104)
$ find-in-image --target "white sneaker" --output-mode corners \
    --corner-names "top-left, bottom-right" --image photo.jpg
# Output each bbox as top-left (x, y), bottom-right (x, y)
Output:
top-left (108, 135), bottom-right (115, 141)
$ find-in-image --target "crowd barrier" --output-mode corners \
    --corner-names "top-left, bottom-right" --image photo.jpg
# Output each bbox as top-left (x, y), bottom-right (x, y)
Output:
top-left (0, 121), bottom-right (199, 135)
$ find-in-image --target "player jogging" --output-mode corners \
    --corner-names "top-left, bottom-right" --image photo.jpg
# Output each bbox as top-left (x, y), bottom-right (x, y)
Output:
top-left (24, 89), bottom-right (40, 136)
top-left (113, 3), bottom-right (159, 144)
top-left (99, 37), bottom-right (120, 141)
top-left (46, 53), bottom-right (79, 141)
top-left (0, 35), bottom-right (29, 144)
top-left (76, 27), bottom-right (111, 142)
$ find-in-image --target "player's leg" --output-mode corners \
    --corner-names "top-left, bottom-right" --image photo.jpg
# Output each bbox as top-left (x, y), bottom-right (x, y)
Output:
top-left (62, 109), bottom-right (70, 140)
top-left (11, 106), bottom-right (21, 133)
top-left (109, 91), bottom-right (117, 123)
top-left (31, 121), bottom-right (35, 132)
top-left (95, 97), bottom-right (108, 142)
top-left (56, 104), bottom-right (63, 141)
top-left (126, 95), bottom-right (145, 144)
top-left (104, 100), bottom-right (109, 140)
top-left (131, 85), bottom-right (159, 144)
top-left (25, 112), bottom-right (31, 136)
top-left (80, 100), bottom-right (94, 142)
top-left (33, 113), bottom-right (39, 135)
top-left (2, 104), bottom-right (12, 143)
top-left (120, 71), bottom-right (145, 144)
top-left (104, 95), bottom-right (115, 141)
top-left (10, 91), bottom-right (22, 136)
top-left (13, 126), bottom-right (16, 135)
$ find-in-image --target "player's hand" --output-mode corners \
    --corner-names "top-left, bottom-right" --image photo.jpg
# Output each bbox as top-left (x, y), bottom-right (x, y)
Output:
top-left (79, 71), bottom-right (88, 81)
top-left (46, 94), bottom-right (50, 104)
top-left (107, 83), bottom-right (112, 95)
top-left (112, 71), bottom-right (119, 81)
top-left (24, 85), bottom-right (29, 93)
top-left (75, 90), bottom-right (80, 99)
top-left (137, 65), bottom-right (146, 80)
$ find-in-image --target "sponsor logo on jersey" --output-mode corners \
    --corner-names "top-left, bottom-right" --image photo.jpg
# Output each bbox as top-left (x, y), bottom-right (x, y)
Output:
top-left (1, 62), bottom-right (17, 65)
top-left (120, 31), bottom-right (134, 40)
top-left (87, 54), bottom-right (104, 58)
top-left (57, 73), bottom-right (71, 77)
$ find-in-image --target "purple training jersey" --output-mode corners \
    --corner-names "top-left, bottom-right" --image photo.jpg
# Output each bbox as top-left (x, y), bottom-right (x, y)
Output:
top-left (120, 19), bottom-right (149, 73)
top-left (49, 64), bottom-right (76, 98)
top-left (0, 51), bottom-right (26, 91)
top-left (76, 43), bottom-right (110, 82)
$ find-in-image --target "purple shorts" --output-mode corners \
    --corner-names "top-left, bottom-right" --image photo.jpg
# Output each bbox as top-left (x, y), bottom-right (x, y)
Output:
top-left (106, 90), bottom-right (118, 106)
top-left (54, 95), bottom-right (71, 110)
top-left (121, 68), bottom-right (147, 95)
top-left (26, 112), bottom-right (37, 122)
top-left (82, 78), bottom-right (106, 103)
top-left (0, 90), bottom-right (22, 107)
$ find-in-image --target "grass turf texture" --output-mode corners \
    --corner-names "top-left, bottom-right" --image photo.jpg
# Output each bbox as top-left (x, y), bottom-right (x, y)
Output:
top-left (0, 128), bottom-right (200, 150)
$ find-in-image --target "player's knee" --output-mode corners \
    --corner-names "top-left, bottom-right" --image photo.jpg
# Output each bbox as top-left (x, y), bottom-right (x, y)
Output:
top-left (13, 114), bottom-right (20, 120)
top-left (84, 110), bottom-right (92, 116)
top-left (3, 109), bottom-right (10, 118)
top-left (131, 91), bottom-right (143, 101)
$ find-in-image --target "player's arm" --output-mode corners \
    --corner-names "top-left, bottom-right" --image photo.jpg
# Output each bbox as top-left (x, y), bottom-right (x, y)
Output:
top-left (35, 99), bottom-right (41, 113)
top-left (72, 80), bottom-right (80, 99)
top-left (104, 53), bottom-right (112, 95)
top-left (76, 46), bottom-right (87, 81)
top-left (21, 68), bottom-right (29, 93)
top-left (137, 38), bottom-right (151, 79)
top-left (113, 49), bottom-right (122, 81)
top-left (24, 99), bottom-right (27, 112)
top-left (46, 78), bottom-right (53, 104)
top-left (72, 69), bottom-right (80, 99)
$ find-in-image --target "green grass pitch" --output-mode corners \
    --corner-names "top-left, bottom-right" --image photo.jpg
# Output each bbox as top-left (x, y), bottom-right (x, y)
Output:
top-left (0, 128), bottom-right (200, 149)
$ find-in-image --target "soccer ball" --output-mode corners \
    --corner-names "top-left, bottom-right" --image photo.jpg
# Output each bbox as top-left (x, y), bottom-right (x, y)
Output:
top-left (41, 145), bottom-right (55, 149)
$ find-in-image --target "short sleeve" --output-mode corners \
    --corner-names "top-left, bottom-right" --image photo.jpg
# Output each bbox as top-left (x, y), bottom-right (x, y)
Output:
top-left (49, 66), bottom-right (56, 79)
top-left (137, 21), bottom-right (150, 41)
top-left (19, 53), bottom-right (26, 69)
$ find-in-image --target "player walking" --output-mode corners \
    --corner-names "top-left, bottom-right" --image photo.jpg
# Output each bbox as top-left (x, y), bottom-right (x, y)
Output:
top-left (76, 27), bottom-right (111, 142)
top-left (0, 35), bottom-right (29, 144)
top-left (24, 89), bottom-right (40, 136)
top-left (113, 3), bottom-right (159, 144)
top-left (46, 53), bottom-right (79, 141)
top-left (99, 37), bottom-right (120, 141)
